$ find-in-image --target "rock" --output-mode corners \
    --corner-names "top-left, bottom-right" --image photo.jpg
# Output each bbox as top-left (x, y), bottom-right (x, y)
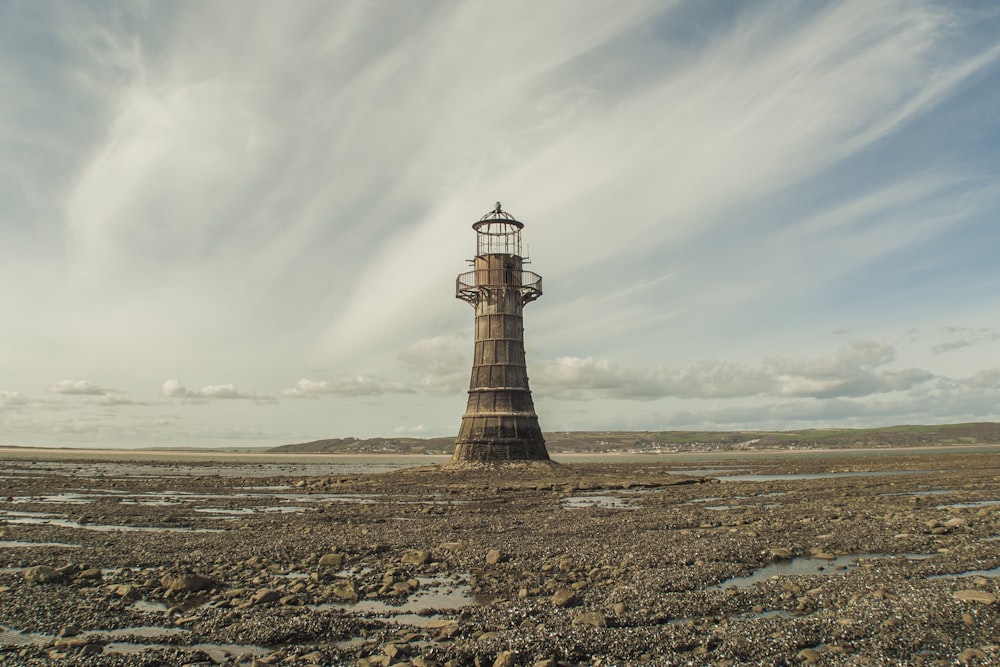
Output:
top-left (400, 549), bottom-right (430, 566)
top-left (318, 553), bottom-right (344, 568)
top-left (611, 602), bottom-right (626, 616)
top-left (551, 588), bottom-right (576, 607)
top-left (797, 648), bottom-right (821, 663)
top-left (486, 548), bottom-right (503, 565)
top-left (953, 590), bottom-right (996, 604)
top-left (76, 567), bottom-right (103, 580)
top-left (493, 651), bottom-right (516, 667)
top-left (330, 579), bottom-right (358, 602)
top-left (301, 651), bottom-right (326, 663)
top-left (944, 517), bottom-right (966, 528)
top-left (111, 584), bottom-right (138, 599)
top-left (252, 588), bottom-right (281, 604)
top-left (24, 566), bottom-right (61, 583)
top-left (533, 661), bottom-right (557, 667)
top-left (770, 548), bottom-right (793, 561)
top-left (957, 648), bottom-right (987, 663)
top-left (160, 572), bottom-right (217, 592)
top-left (572, 611), bottom-right (607, 628)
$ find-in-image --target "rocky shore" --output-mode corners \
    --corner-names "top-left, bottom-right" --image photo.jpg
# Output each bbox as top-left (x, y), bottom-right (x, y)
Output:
top-left (1, 450), bottom-right (998, 665)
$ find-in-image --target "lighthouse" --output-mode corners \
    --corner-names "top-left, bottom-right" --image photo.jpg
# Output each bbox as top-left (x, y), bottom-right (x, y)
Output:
top-left (452, 203), bottom-right (550, 463)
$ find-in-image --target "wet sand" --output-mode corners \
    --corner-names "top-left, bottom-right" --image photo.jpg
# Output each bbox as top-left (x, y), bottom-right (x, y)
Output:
top-left (1, 449), bottom-right (998, 666)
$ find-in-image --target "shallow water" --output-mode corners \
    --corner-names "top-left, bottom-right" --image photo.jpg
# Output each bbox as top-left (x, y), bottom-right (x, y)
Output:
top-left (719, 470), bottom-right (932, 482)
top-left (926, 565), bottom-right (1000, 579)
top-left (0, 509), bottom-right (222, 533)
top-left (561, 494), bottom-right (637, 510)
top-left (311, 575), bottom-right (475, 619)
top-left (935, 500), bottom-right (1000, 509)
top-left (0, 460), bottom-right (433, 479)
top-left (0, 539), bottom-right (80, 549)
top-left (712, 553), bottom-right (932, 589)
top-left (0, 623), bottom-right (270, 660)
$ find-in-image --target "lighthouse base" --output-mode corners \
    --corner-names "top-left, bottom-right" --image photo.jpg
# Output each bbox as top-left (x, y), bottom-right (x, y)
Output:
top-left (450, 439), bottom-right (550, 464)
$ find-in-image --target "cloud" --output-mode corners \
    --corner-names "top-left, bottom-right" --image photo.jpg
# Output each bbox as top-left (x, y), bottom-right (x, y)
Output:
top-left (394, 424), bottom-right (427, 435)
top-left (162, 379), bottom-right (275, 403)
top-left (535, 341), bottom-right (935, 402)
top-left (932, 340), bottom-right (971, 354)
top-left (281, 377), bottom-right (413, 399)
top-left (533, 357), bottom-right (776, 401)
top-left (961, 368), bottom-right (1000, 391)
top-left (398, 336), bottom-right (468, 393)
top-left (49, 379), bottom-right (120, 396)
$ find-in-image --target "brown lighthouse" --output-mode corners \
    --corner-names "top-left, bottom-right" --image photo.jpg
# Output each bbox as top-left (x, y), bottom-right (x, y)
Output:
top-left (452, 203), bottom-right (550, 463)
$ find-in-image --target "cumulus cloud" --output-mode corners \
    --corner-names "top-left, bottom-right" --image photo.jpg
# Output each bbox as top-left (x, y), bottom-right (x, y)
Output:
top-left (162, 380), bottom-right (275, 403)
top-left (533, 357), bottom-right (775, 400)
top-left (535, 341), bottom-right (935, 402)
top-left (282, 377), bottom-right (412, 399)
top-left (49, 379), bottom-right (120, 396)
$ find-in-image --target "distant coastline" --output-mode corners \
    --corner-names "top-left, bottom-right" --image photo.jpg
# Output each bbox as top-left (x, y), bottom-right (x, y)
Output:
top-left (4, 422), bottom-right (998, 457)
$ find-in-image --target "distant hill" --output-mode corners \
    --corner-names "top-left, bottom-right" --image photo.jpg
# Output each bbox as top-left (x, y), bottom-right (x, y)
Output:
top-left (269, 436), bottom-right (456, 455)
top-left (269, 423), bottom-right (1000, 455)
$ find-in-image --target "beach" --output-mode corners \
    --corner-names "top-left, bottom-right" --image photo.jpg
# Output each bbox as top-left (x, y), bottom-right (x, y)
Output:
top-left (1, 448), bottom-right (998, 665)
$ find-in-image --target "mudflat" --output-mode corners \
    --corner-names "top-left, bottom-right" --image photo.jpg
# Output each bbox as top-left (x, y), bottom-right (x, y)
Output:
top-left (1, 449), bottom-right (998, 666)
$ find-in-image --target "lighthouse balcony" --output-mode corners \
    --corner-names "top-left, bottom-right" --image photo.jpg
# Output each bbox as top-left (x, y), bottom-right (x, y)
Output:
top-left (456, 270), bottom-right (542, 305)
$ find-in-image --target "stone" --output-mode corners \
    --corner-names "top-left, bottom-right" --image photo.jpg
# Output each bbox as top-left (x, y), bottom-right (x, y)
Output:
top-left (953, 590), bottom-right (996, 604)
top-left (112, 584), bottom-right (138, 599)
top-left (572, 611), bottom-right (607, 628)
top-left (58, 626), bottom-right (81, 638)
top-left (330, 579), bottom-right (358, 602)
top-left (486, 549), bottom-right (503, 565)
top-left (957, 648), bottom-right (987, 662)
top-left (160, 572), bottom-right (217, 592)
top-left (24, 566), bottom-right (61, 584)
top-left (551, 588), bottom-right (576, 607)
top-left (318, 553), bottom-right (344, 568)
top-left (797, 648), bottom-right (821, 664)
top-left (400, 549), bottom-right (431, 566)
top-left (252, 588), bottom-right (281, 604)
top-left (76, 567), bottom-right (103, 580)
top-left (493, 651), bottom-right (516, 667)
top-left (770, 548), bottom-right (793, 561)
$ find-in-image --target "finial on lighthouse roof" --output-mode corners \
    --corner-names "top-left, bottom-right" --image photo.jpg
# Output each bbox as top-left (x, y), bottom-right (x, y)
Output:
top-left (495, 201), bottom-right (502, 214)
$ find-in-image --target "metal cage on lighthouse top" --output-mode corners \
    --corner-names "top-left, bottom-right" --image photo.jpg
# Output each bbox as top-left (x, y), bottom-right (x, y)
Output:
top-left (456, 203), bottom-right (542, 306)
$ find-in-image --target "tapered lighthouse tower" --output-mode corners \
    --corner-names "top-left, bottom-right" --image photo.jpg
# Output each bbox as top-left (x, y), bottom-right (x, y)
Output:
top-left (452, 203), bottom-right (550, 463)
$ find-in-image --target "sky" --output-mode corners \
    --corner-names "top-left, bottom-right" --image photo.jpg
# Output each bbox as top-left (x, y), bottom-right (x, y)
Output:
top-left (2, 0), bottom-right (1000, 448)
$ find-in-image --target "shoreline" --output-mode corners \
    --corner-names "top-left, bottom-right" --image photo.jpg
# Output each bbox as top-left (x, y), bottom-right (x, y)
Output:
top-left (2, 443), bottom-right (999, 464)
